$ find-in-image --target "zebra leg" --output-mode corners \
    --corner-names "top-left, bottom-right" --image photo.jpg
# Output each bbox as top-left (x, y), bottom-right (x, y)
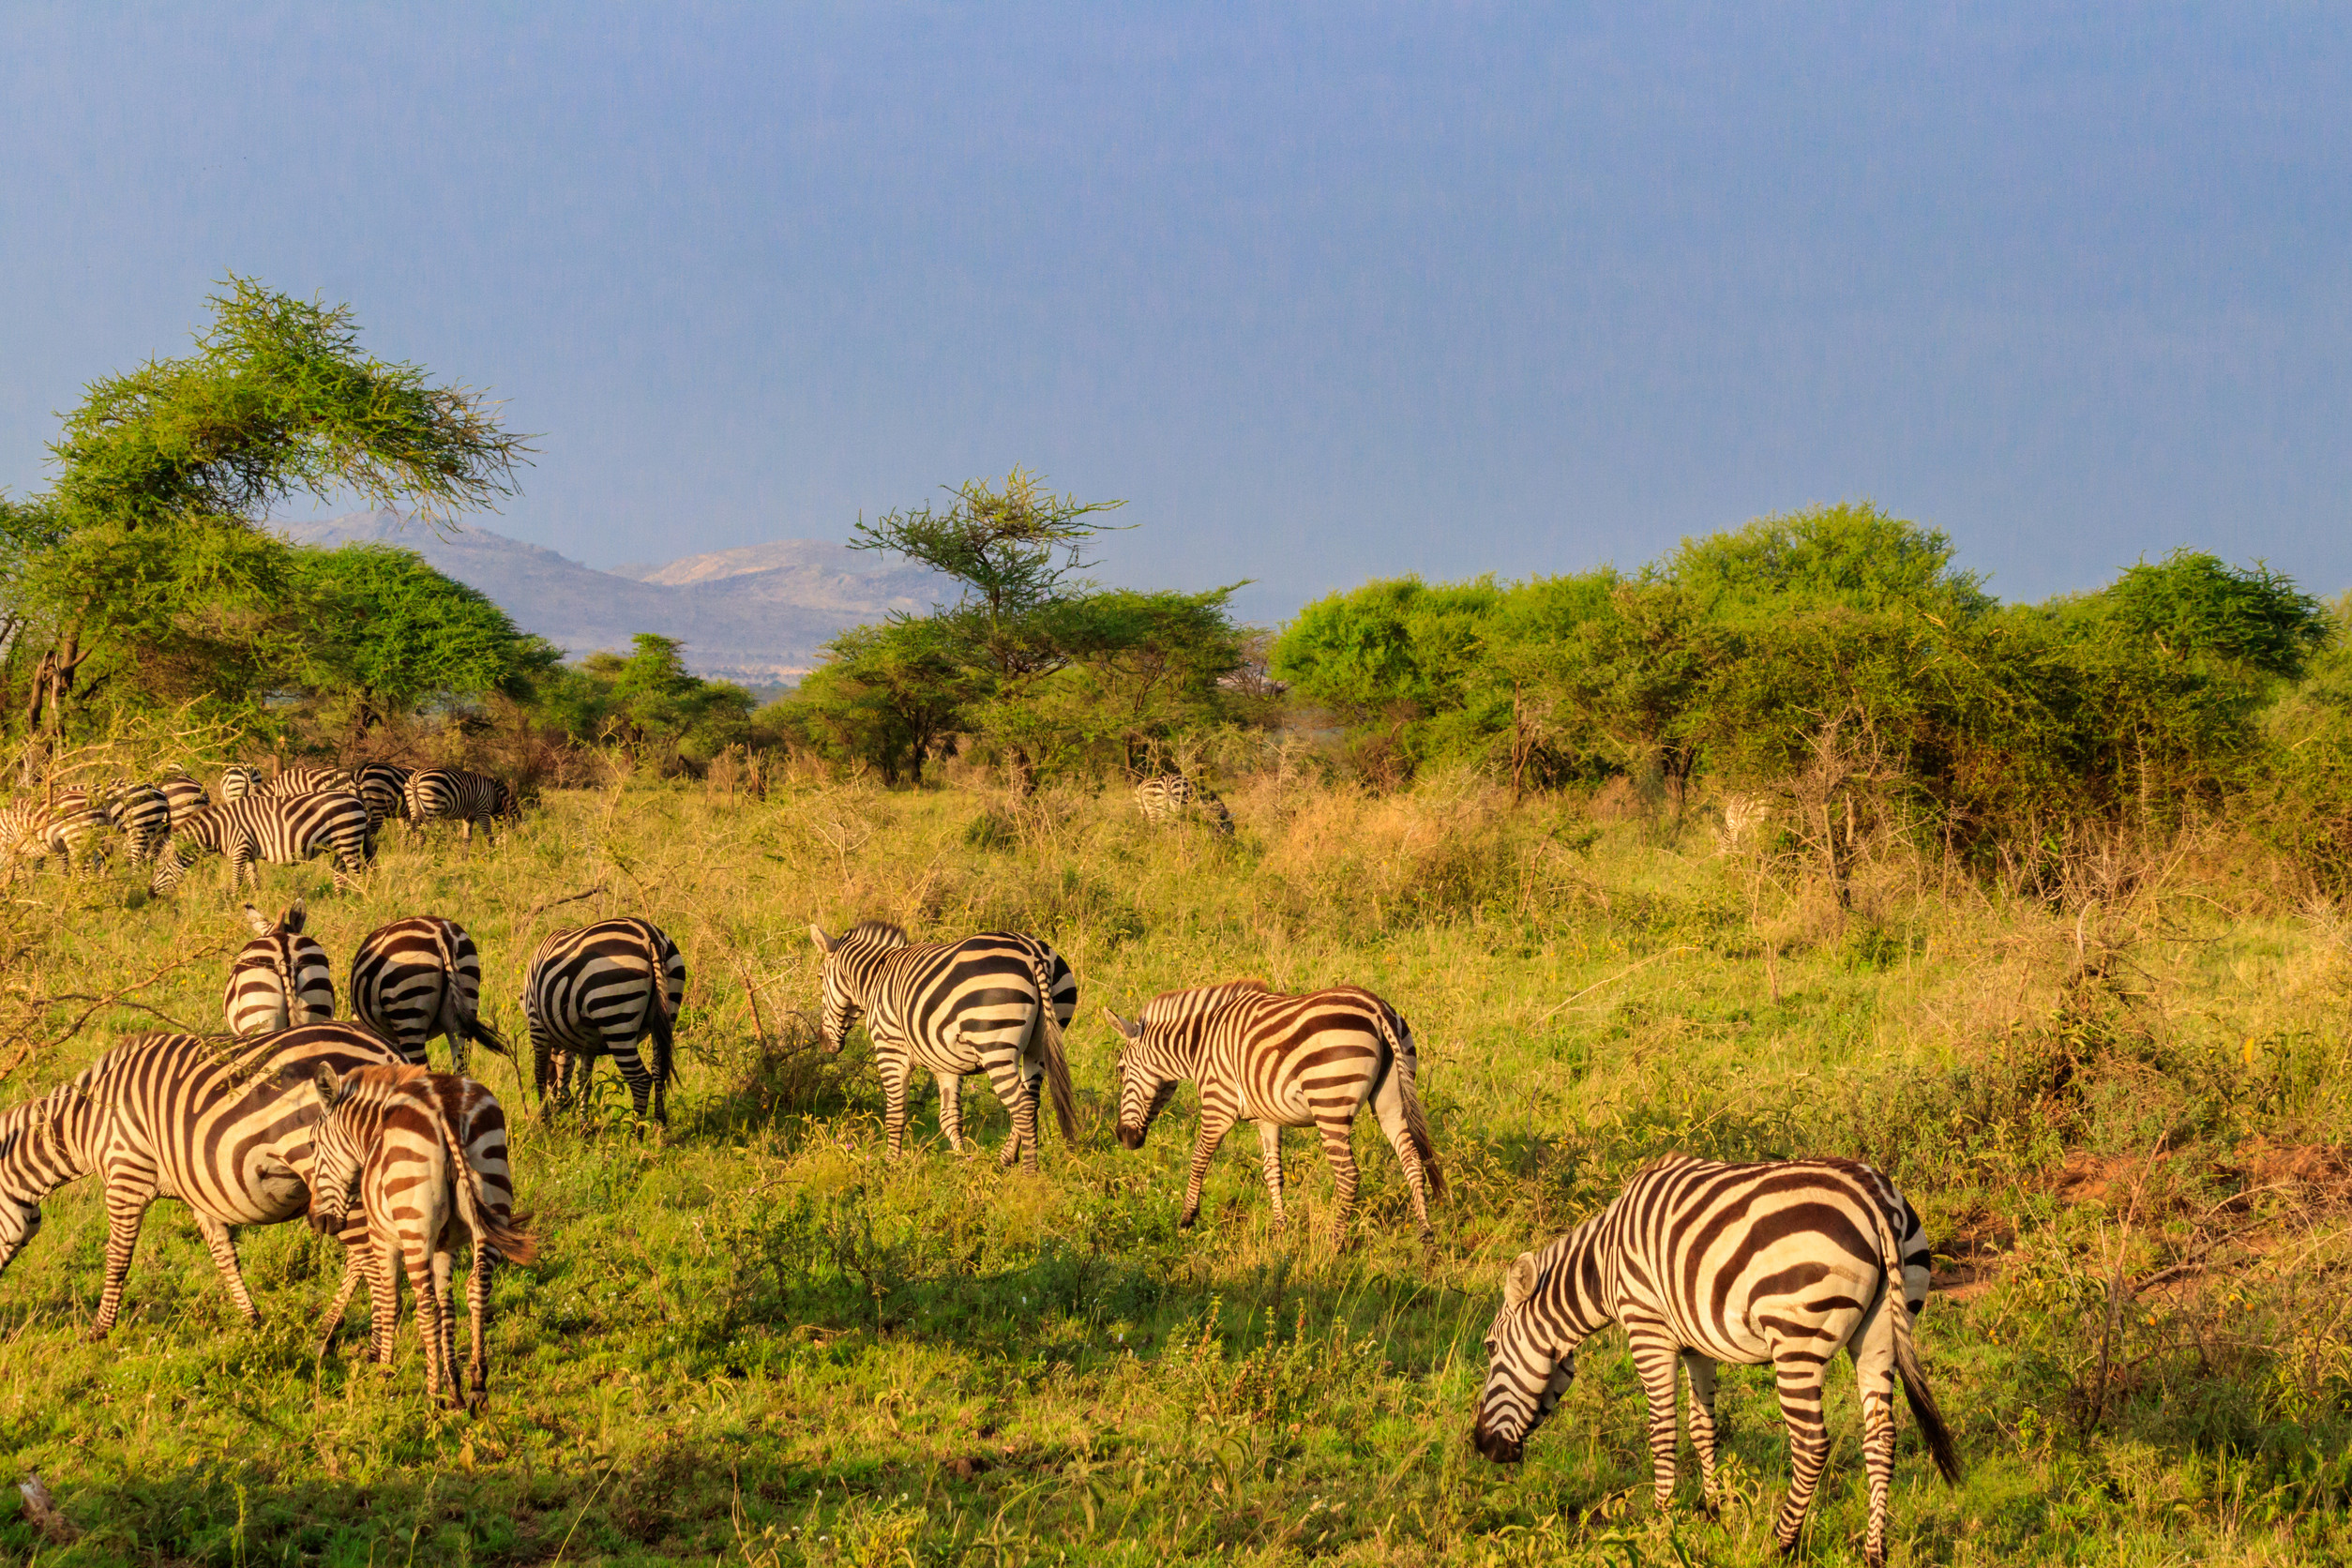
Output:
top-left (979, 1047), bottom-right (1040, 1172)
top-left (1368, 1080), bottom-right (1436, 1243)
top-left (1256, 1122), bottom-right (1287, 1229)
top-left (467, 1236), bottom-right (493, 1403)
top-left (88, 1173), bottom-right (158, 1339)
top-left (369, 1232), bottom-right (401, 1368)
top-left (1313, 1113), bottom-right (1363, 1244)
top-left (935, 1072), bottom-right (966, 1153)
top-left (1179, 1106), bottom-right (1238, 1229)
top-left (314, 1251), bottom-right (369, 1354)
top-left (193, 1213), bottom-right (264, 1325)
top-left (613, 1041), bottom-right (653, 1123)
top-left (878, 1049), bottom-right (912, 1157)
top-left (1683, 1352), bottom-right (1723, 1516)
top-left (1852, 1323), bottom-right (1902, 1567)
top-left (402, 1232), bottom-right (448, 1405)
top-left (1626, 1320), bottom-right (1686, 1513)
top-left (1770, 1356), bottom-right (1833, 1557)
top-left (432, 1241), bottom-right (460, 1410)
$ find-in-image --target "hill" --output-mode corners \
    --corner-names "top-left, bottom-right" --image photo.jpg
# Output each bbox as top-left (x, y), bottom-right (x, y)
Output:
top-left (275, 511), bottom-right (946, 685)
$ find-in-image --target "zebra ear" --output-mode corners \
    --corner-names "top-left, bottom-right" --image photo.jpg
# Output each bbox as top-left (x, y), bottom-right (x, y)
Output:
top-left (1103, 1008), bottom-right (1139, 1041)
top-left (1503, 1252), bottom-right (1540, 1307)
top-left (242, 903), bottom-right (272, 936)
top-left (809, 923), bottom-right (836, 955)
top-left (282, 897), bottom-right (306, 933)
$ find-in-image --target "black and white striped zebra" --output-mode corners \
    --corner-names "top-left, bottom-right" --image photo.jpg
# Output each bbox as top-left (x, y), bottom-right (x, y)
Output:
top-left (1471, 1153), bottom-right (1963, 1568)
top-left (225, 899), bottom-right (336, 1034)
top-left (0, 1026), bottom-right (404, 1337)
top-left (259, 764), bottom-right (358, 798)
top-left (1133, 773), bottom-right (1233, 836)
top-left (0, 794), bottom-right (112, 879)
top-left (405, 767), bottom-right (519, 845)
top-left (810, 922), bottom-right (1078, 1169)
top-left (352, 915), bottom-right (508, 1072)
top-left (150, 792), bottom-right (375, 896)
top-left (218, 764), bottom-right (264, 802)
top-left (157, 776), bottom-right (211, 826)
top-left (98, 779), bottom-right (175, 865)
top-left (525, 918), bottom-right (686, 1123)
top-left (352, 762), bottom-right (413, 830)
top-left (1107, 979), bottom-right (1442, 1242)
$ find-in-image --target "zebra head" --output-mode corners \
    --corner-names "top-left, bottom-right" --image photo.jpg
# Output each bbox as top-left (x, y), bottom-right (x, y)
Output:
top-left (1473, 1250), bottom-right (1576, 1463)
top-left (808, 922), bottom-right (905, 1054)
top-left (302, 1065), bottom-right (369, 1235)
top-left (1105, 1010), bottom-right (1182, 1150)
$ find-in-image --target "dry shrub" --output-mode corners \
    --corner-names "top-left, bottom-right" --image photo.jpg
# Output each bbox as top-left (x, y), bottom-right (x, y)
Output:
top-left (1255, 769), bottom-right (1520, 938)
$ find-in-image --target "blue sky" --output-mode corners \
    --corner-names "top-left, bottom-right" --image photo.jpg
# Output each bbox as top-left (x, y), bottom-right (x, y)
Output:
top-left (3, 4), bottom-right (2345, 624)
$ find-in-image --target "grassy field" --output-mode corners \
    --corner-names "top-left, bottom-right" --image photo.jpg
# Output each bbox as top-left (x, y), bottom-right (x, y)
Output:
top-left (4, 764), bottom-right (2352, 1565)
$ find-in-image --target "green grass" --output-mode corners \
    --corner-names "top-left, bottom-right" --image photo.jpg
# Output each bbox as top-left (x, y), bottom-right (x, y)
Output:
top-left (4, 767), bottom-right (2352, 1564)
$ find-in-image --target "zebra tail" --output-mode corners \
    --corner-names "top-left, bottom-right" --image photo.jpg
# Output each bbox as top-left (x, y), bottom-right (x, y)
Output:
top-left (437, 1112), bottom-right (539, 1267)
top-left (433, 922), bottom-right (512, 1059)
top-left (648, 982), bottom-right (678, 1088)
top-left (1870, 1194), bottom-right (1964, 1485)
top-left (1031, 949), bottom-right (1079, 1145)
top-left (1371, 1003), bottom-right (1446, 1201)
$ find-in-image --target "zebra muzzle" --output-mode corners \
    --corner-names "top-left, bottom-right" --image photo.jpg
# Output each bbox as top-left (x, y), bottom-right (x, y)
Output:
top-left (1472, 1424), bottom-right (1525, 1464)
top-left (1117, 1124), bottom-right (1144, 1150)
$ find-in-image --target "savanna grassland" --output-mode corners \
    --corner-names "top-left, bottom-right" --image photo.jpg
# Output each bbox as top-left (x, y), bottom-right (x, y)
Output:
top-left (4, 765), bottom-right (2352, 1567)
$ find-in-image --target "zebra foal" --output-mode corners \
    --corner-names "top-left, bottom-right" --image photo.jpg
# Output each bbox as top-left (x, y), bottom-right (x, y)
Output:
top-left (353, 915), bottom-right (507, 1072)
top-left (1107, 979), bottom-right (1442, 1243)
top-left (810, 922), bottom-right (1078, 1170)
top-left (224, 899), bottom-right (336, 1033)
top-left (525, 918), bottom-right (685, 1123)
top-left (1472, 1153), bottom-right (1962, 1568)
top-left (305, 1063), bottom-right (536, 1408)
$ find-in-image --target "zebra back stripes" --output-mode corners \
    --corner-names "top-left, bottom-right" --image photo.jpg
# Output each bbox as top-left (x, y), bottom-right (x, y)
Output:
top-left (1108, 979), bottom-right (1442, 1242)
top-left (224, 900), bottom-right (336, 1034)
top-left (811, 922), bottom-right (1078, 1170)
top-left (1472, 1154), bottom-right (1961, 1568)
top-left (158, 776), bottom-right (210, 826)
top-left (260, 764), bottom-right (358, 799)
top-left (352, 914), bottom-right (508, 1071)
top-left (0, 1027), bottom-right (404, 1336)
top-left (525, 918), bottom-right (686, 1123)
top-left (99, 780), bottom-right (173, 864)
top-left (219, 764), bottom-right (263, 802)
top-left (406, 768), bottom-right (519, 844)
top-left (306, 1063), bottom-right (536, 1408)
top-left (152, 792), bottom-right (374, 895)
top-left (353, 762), bottom-right (413, 828)
top-left (1134, 774), bottom-right (1233, 836)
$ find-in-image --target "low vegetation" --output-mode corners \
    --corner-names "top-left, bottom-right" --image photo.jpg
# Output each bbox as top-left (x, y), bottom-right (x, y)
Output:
top-left (3, 766), bottom-right (2350, 1565)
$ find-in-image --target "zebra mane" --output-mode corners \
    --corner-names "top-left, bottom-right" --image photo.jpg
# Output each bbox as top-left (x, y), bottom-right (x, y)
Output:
top-left (1139, 977), bottom-right (1271, 1022)
top-left (843, 919), bottom-right (910, 946)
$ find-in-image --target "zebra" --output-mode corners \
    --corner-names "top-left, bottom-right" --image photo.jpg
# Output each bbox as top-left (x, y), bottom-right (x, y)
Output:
top-left (0, 1026), bottom-right (405, 1338)
top-left (352, 762), bottom-right (413, 830)
top-left (97, 779), bottom-right (175, 865)
top-left (1133, 773), bottom-right (1233, 836)
top-left (525, 918), bottom-right (686, 1123)
top-left (1106, 979), bottom-right (1443, 1243)
top-left (150, 792), bottom-right (374, 896)
top-left (809, 922), bottom-right (1078, 1170)
top-left (304, 1063), bottom-right (536, 1409)
top-left (0, 794), bottom-right (112, 879)
top-left (352, 915), bottom-right (509, 1072)
top-left (405, 767), bottom-right (520, 845)
top-left (218, 763), bottom-right (264, 802)
top-left (1471, 1154), bottom-right (1964, 1568)
top-left (224, 899), bottom-right (336, 1034)
top-left (259, 764), bottom-right (358, 798)
top-left (157, 776), bottom-right (211, 826)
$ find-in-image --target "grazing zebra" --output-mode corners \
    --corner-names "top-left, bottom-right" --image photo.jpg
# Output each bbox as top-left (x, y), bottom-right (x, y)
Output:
top-left (224, 900), bottom-right (336, 1034)
top-left (0, 795), bottom-right (111, 879)
top-left (259, 764), bottom-right (358, 798)
top-left (352, 915), bottom-right (508, 1072)
top-left (305, 1063), bottom-right (536, 1408)
top-left (218, 763), bottom-right (264, 802)
top-left (151, 792), bottom-right (374, 896)
top-left (352, 762), bottom-right (413, 829)
top-left (405, 767), bottom-right (520, 844)
top-left (525, 918), bottom-right (686, 1123)
top-left (1133, 773), bottom-right (1233, 836)
top-left (157, 776), bottom-right (211, 826)
top-left (809, 922), bottom-right (1078, 1169)
top-left (99, 780), bottom-right (175, 865)
top-left (0, 1026), bottom-right (405, 1337)
top-left (1107, 980), bottom-right (1443, 1242)
top-left (1471, 1154), bottom-right (1963, 1568)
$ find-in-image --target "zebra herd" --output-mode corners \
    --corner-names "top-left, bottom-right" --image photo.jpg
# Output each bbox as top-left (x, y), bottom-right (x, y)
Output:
top-left (0, 759), bottom-right (520, 893)
top-left (0, 762), bottom-right (1967, 1562)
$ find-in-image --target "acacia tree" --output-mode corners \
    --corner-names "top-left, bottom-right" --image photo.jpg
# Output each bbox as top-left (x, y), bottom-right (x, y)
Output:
top-left (2, 277), bottom-right (532, 754)
top-left (850, 467), bottom-right (1127, 788)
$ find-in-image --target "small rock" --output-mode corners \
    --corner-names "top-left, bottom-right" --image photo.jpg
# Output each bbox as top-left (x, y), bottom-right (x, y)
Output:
top-left (18, 1473), bottom-right (76, 1545)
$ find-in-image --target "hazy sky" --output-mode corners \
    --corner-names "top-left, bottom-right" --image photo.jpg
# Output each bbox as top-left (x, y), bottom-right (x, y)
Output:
top-left (3, 4), bottom-right (2345, 624)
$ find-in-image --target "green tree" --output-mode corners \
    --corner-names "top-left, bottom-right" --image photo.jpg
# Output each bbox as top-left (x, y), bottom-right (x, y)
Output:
top-left (292, 544), bottom-right (559, 729)
top-left (2, 277), bottom-right (531, 746)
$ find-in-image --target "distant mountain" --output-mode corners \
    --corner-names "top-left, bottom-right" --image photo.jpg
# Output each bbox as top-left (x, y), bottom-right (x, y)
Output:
top-left (275, 511), bottom-right (946, 685)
